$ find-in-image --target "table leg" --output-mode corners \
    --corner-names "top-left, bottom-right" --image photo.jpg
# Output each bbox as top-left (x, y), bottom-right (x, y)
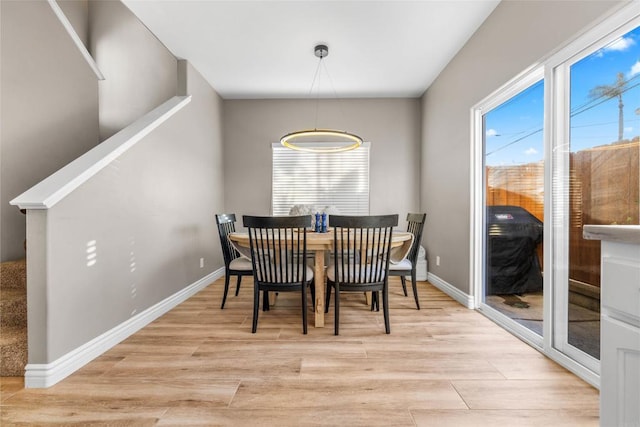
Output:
top-left (365, 292), bottom-right (372, 306)
top-left (268, 292), bottom-right (277, 307)
top-left (314, 250), bottom-right (325, 327)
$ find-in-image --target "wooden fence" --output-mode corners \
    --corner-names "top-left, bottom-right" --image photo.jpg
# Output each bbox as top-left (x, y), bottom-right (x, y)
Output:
top-left (486, 139), bottom-right (639, 288)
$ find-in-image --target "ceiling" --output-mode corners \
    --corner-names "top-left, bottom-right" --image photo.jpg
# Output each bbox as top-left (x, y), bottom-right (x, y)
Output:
top-left (122, 0), bottom-right (500, 99)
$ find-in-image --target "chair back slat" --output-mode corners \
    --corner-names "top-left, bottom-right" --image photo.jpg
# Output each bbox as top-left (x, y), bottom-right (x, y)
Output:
top-left (216, 213), bottom-right (241, 266)
top-left (216, 213), bottom-right (255, 309)
top-left (326, 214), bottom-right (398, 335)
top-left (243, 215), bottom-right (312, 335)
top-left (243, 215), bottom-right (310, 285)
top-left (330, 214), bottom-right (398, 285)
top-left (405, 213), bottom-right (426, 263)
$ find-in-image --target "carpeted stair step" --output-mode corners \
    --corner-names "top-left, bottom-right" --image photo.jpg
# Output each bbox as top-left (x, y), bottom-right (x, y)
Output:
top-left (1, 289), bottom-right (27, 329)
top-left (0, 327), bottom-right (27, 376)
top-left (0, 259), bottom-right (26, 290)
top-left (1, 258), bottom-right (27, 377)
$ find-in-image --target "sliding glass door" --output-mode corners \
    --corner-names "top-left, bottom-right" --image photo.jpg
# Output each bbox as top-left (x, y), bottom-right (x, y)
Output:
top-left (474, 8), bottom-right (639, 384)
top-left (481, 77), bottom-right (545, 342)
top-left (552, 22), bottom-right (640, 371)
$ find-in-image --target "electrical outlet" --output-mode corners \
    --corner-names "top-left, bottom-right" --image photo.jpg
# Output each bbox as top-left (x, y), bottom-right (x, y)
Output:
top-left (199, 257), bottom-right (204, 268)
top-left (436, 256), bottom-right (440, 266)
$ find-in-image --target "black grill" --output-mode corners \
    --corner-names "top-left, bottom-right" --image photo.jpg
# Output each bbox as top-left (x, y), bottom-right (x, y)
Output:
top-left (486, 206), bottom-right (543, 295)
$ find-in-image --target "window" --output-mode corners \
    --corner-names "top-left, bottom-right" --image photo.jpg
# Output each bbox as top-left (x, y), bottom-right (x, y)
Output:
top-left (272, 142), bottom-right (370, 216)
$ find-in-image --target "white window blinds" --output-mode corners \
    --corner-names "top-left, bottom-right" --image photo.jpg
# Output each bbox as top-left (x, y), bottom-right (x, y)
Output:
top-left (272, 142), bottom-right (370, 216)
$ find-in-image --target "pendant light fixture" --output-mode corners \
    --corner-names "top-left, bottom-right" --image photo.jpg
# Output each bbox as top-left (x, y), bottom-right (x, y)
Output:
top-left (280, 44), bottom-right (363, 153)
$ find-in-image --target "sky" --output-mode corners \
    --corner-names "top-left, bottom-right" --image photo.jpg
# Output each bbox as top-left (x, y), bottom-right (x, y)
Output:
top-left (485, 24), bottom-right (640, 166)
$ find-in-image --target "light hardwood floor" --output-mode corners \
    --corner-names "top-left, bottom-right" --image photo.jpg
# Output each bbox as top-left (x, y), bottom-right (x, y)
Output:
top-left (1, 277), bottom-right (599, 426)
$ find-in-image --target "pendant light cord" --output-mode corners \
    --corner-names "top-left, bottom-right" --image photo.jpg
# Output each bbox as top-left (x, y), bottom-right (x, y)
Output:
top-left (309, 49), bottom-right (345, 132)
top-left (307, 53), bottom-right (324, 131)
top-left (321, 58), bottom-right (347, 132)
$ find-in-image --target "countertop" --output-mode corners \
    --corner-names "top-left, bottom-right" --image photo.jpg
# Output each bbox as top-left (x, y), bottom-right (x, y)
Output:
top-left (583, 225), bottom-right (640, 244)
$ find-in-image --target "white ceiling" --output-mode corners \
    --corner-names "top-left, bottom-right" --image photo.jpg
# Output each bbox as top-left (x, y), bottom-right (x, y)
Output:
top-left (122, 0), bottom-right (500, 99)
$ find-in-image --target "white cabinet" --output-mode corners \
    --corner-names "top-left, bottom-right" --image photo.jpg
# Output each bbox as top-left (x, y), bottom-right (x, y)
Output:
top-left (601, 317), bottom-right (640, 427)
top-left (584, 225), bottom-right (640, 427)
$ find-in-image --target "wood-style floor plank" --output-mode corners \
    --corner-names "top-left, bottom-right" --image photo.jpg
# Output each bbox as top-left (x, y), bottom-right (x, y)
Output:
top-left (0, 377), bottom-right (23, 403)
top-left (229, 378), bottom-right (468, 410)
top-left (0, 277), bottom-right (599, 425)
top-left (410, 409), bottom-right (599, 427)
top-left (105, 355), bottom-right (304, 380)
top-left (194, 339), bottom-right (368, 358)
top-left (158, 407), bottom-right (416, 427)
top-left (451, 379), bottom-right (599, 410)
top-left (487, 355), bottom-right (582, 380)
top-left (1, 405), bottom-right (163, 426)
top-left (4, 377), bottom-right (239, 408)
top-left (299, 357), bottom-right (505, 380)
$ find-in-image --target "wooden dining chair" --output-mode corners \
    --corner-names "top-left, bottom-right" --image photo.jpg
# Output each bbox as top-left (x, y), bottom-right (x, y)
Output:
top-left (388, 212), bottom-right (426, 309)
top-left (243, 215), bottom-right (314, 334)
top-left (215, 213), bottom-right (253, 309)
top-left (325, 214), bottom-right (398, 335)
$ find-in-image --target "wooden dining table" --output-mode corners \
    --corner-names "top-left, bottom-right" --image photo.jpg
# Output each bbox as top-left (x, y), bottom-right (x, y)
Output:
top-left (228, 230), bottom-right (413, 327)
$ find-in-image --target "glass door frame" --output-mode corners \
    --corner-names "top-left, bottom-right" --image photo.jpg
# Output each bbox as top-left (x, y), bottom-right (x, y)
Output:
top-left (471, 65), bottom-right (546, 351)
top-left (546, 9), bottom-right (640, 380)
top-left (471, 1), bottom-right (640, 389)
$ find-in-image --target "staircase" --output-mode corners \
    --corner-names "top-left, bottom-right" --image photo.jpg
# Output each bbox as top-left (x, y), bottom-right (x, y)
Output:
top-left (1, 259), bottom-right (27, 376)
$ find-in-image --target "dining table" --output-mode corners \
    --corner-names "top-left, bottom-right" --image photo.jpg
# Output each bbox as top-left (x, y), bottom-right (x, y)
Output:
top-left (228, 229), bottom-right (413, 327)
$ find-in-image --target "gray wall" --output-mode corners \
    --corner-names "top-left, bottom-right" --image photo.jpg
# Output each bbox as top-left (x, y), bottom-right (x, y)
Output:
top-left (223, 98), bottom-right (421, 227)
top-left (58, 0), bottom-right (89, 45)
top-left (33, 62), bottom-right (224, 361)
top-left (17, 1), bottom-right (225, 364)
top-left (0, 0), bottom-right (99, 262)
top-left (90, 0), bottom-right (177, 141)
top-left (420, 0), bottom-right (625, 294)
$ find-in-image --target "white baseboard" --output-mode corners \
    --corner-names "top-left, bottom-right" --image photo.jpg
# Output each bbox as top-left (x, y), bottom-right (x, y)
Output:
top-left (427, 272), bottom-right (474, 309)
top-left (24, 268), bottom-right (224, 388)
